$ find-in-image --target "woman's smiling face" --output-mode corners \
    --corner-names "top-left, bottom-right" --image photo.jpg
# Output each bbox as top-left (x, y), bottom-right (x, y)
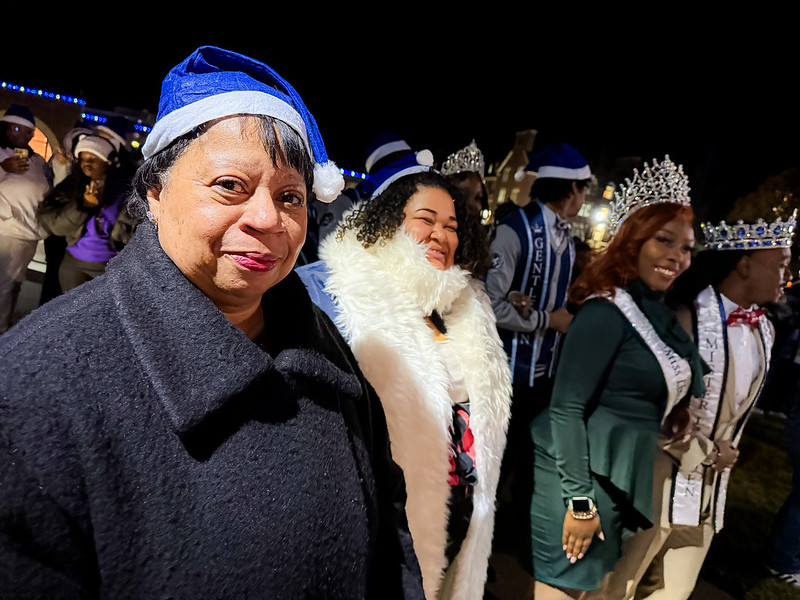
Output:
top-left (402, 186), bottom-right (459, 270)
top-left (147, 117), bottom-right (308, 312)
top-left (637, 216), bottom-right (695, 291)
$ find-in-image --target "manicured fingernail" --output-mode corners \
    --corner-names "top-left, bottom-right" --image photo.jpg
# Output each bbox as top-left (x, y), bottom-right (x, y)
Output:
top-left (578, 553), bottom-right (584, 559)
top-left (570, 557), bottom-right (577, 564)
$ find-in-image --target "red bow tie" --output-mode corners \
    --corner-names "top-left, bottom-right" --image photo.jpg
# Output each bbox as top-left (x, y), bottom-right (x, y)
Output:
top-left (727, 307), bottom-right (765, 328)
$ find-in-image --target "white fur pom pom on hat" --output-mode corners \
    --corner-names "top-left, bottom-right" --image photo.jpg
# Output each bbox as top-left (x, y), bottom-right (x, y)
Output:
top-left (313, 161), bottom-right (345, 203)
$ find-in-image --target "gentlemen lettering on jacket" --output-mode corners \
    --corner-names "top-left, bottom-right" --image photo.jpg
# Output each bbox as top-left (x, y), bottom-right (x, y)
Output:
top-left (530, 236), bottom-right (545, 289)
top-left (494, 203), bottom-right (574, 387)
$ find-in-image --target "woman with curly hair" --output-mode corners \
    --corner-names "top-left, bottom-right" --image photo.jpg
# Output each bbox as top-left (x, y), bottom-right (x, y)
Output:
top-left (528, 157), bottom-right (709, 599)
top-left (297, 167), bottom-right (512, 600)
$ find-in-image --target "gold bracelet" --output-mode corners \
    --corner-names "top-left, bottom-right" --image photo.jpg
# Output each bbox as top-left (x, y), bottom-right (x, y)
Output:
top-left (570, 507), bottom-right (598, 520)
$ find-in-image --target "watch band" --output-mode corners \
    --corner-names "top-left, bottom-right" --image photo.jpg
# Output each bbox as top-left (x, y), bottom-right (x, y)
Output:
top-left (570, 506), bottom-right (598, 520)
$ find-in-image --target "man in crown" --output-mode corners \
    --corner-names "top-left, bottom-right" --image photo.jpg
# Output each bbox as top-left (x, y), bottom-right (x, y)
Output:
top-left (484, 142), bottom-right (592, 567)
top-left (602, 212), bottom-right (795, 599)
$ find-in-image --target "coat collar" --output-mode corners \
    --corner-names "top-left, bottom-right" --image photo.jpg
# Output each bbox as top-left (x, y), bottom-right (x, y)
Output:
top-left (319, 224), bottom-right (471, 318)
top-left (106, 224), bottom-right (361, 436)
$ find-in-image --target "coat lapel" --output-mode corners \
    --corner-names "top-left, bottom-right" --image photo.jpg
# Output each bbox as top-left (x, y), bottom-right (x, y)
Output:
top-left (106, 225), bottom-right (362, 436)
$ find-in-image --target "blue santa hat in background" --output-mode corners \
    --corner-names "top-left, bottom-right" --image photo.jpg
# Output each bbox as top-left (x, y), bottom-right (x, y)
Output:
top-left (141, 46), bottom-right (344, 203)
top-left (360, 149), bottom-right (435, 199)
top-left (525, 143), bottom-right (591, 180)
top-left (364, 130), bottom-right (412, 174)
top-left (1, 103), bottom-right (36, 130)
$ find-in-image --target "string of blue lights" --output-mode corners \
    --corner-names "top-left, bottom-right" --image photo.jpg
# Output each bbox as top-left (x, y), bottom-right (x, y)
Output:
top-left (2, 79), bottom-right (368, 180)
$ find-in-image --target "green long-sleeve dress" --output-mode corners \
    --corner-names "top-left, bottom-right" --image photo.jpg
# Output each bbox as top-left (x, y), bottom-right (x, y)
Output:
top-left (529, 291), bottom-right (691, 591)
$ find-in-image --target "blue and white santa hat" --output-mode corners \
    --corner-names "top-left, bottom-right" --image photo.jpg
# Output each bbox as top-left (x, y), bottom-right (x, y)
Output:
top-left (141, 46), bottom-right (344, 203)
top-left (525, 143), bottom-right (591, 180)
top-left (364, 130), bottom-right (412, 174)
top-left (1, 103), bottom-right (35, 130)
top-left (360, 149), bottom-right (435, 199)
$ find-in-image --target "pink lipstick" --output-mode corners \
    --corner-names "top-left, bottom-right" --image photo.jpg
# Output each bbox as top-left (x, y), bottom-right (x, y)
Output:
top-left (230, 253), bottom-right (277, 272)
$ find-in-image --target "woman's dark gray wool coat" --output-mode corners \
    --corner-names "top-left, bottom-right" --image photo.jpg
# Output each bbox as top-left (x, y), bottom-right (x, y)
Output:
top-left (0, 223), bottom-right (424, 600)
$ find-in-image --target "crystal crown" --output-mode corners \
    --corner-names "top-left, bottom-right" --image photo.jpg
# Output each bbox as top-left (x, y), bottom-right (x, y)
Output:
top-left (701, 209), bottom-right (797, 250)
top-left (608, 155), bottom-right (692, 235)
top-left (440, 139), bottom-right (485, 179)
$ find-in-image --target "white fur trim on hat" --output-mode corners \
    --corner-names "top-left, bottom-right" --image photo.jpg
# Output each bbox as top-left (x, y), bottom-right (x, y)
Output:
top-left (535, 164), bottom-right (592, 180)
top-left (142, 90), bottom-right (310, 160)
top-left (143, 89), bottom-right (345, 203)
top-left (371, 165), bottom-right (431, 199)
top-left (365, 139), bottom-right (411, 173)
top-left (74, 136), bottom-right (115, 162)
top-left (1, 114), bottom-right (35, 130)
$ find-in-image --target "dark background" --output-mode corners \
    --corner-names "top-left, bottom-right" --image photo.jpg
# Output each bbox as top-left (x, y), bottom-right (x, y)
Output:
top-left (5, 12), bottom-right (798, 220)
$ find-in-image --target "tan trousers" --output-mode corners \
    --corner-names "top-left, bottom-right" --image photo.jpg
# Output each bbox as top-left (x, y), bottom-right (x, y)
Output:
top-left (587, 520), bottom-right (713, 599)
top-left (584, 453), bottom-right (715, 600)
top-left (0, 235), bottom-right (38, 332)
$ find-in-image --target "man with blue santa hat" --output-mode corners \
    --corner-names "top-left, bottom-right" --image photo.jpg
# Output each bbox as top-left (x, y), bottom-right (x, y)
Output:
top-left (484, 142), bottom-right (592, 568)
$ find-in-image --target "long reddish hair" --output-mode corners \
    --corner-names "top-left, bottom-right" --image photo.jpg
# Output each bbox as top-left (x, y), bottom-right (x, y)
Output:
top-left (570, 202), bottom-right (694, 304)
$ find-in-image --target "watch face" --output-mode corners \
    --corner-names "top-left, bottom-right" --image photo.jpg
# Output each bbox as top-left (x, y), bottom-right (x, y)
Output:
top-left (571, 498), bottom-right (591, 512)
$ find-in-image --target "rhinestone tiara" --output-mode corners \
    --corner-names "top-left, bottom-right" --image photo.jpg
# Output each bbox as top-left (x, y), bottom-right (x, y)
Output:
top-left (608, 155), bottom-right (692, 235)
top-left (440, 139), bottom-right (485, 179)
top-left (701, 209), bottom-right (797, 250)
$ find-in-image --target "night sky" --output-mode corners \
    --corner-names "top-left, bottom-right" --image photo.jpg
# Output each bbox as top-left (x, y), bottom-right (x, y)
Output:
top-left (5, 14), bottom-right (798, 221)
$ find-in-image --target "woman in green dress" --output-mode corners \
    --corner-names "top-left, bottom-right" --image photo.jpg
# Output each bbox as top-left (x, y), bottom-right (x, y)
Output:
top-left (529, 157), bottom-right (708, 599)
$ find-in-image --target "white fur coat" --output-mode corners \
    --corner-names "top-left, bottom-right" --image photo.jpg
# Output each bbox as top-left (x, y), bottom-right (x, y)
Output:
top-left (319, 227), bottom-right (512, 600)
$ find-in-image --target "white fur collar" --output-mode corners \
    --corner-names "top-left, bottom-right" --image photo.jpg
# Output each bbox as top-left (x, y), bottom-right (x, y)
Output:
top-left (319, 223), bottom-right (471, 319)
top-left (318, 223), bottom-right (512, 600)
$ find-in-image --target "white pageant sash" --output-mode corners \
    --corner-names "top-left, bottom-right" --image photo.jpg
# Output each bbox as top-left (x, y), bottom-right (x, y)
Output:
top-left (671, 286), bottom-right (772, 531)
top-left (713, 302), bottom-right (772, 531)
top-left (672, 286), bottom-right (726, 527)
top-left (609, 289), bottom-right (692, 420)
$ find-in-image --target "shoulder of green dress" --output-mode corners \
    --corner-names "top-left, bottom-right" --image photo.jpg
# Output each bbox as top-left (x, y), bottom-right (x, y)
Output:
top-left (568, 296), bottom-right (632, 340)
top-left (576, 295), bottom-right (624, 318)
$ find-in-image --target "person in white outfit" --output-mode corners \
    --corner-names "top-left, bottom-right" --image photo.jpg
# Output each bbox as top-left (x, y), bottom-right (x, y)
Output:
top-left (0, 103), bottom-right (53, 332)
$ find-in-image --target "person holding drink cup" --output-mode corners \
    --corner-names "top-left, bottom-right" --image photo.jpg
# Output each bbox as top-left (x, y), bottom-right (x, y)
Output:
top-left (37, 134), bottom-right (135, 292)
top-left (0, 103), bottom-right (53, 332)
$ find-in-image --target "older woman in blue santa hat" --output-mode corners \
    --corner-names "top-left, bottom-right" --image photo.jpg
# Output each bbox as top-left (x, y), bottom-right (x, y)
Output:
top-left (0, 46), bottom-right (424, 600)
